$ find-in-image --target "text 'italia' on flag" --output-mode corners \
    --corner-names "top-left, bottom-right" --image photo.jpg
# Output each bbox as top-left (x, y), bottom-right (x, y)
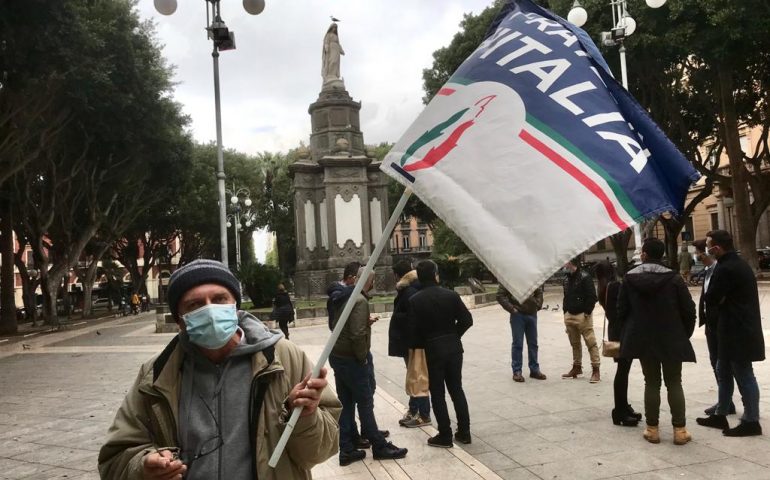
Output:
top-left (381, 0), bottom-right (699, 301)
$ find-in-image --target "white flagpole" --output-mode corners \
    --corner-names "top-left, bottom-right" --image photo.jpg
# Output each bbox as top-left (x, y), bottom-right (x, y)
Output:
top-left (269, 188), bottom-right (413, 468)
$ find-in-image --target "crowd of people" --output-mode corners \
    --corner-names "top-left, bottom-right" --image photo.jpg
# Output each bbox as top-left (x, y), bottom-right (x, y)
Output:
top-left (97, 229), bottom-right (764, 479)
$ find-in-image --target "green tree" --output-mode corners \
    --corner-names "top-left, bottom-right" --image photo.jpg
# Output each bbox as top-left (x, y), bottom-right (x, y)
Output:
top-left (175, 142), bottom-right (263, 267)
top-left (256, 151), bottom-right (296, 277)
top-left (4, 0), bottom-right (190, 325)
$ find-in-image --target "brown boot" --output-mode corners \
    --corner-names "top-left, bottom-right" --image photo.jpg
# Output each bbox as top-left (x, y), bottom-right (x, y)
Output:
top-left (673, 427), bottom-right (692, 445)
top-left (589, 365), bottom-right (600, 383)
top-left (643, 425), bottom-right (660, 444)
top-left (561, 364), bottom-right (582, 378)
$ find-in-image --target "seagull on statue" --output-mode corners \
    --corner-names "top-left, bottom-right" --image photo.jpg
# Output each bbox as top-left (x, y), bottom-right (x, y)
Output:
top-left (330, 15), bottom-right (340, 22)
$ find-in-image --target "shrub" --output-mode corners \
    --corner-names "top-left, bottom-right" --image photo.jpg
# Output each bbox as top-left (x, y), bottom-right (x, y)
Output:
top-left (236, 262), bottom-right (282, 308)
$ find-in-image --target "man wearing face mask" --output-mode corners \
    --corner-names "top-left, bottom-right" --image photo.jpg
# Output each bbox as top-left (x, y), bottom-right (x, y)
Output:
top-left (696, 230), bottom-right (765, 437)
top-left (693, 239), bottom-right (736, 416)
top-left (98, 259), bottom-right (342, 480)
top-left (561, 256), bottom-right (600, 383)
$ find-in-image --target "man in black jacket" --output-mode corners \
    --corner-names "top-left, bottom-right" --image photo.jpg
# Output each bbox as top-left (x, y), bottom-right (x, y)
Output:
top-left (388, 260), bottom-right (431, 428)
top-left (697, 230), bottom-right (765, 437)
top-left (561, 256), bottom-right (600, 382)
top-left (693, 239), bottom-right (736, 416)
top-left (409, 260), bottom-right (473, 448)
top-left (617, 238), bottom-right (697, 445)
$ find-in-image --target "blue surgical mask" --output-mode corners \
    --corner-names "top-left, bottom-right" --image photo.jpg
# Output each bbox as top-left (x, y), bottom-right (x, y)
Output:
top-left (182, 304), bottom-right (238, 349)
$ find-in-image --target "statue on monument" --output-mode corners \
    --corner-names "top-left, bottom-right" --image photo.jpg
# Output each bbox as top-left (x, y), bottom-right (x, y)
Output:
top-left (321, 22), bottom-right (345, 89)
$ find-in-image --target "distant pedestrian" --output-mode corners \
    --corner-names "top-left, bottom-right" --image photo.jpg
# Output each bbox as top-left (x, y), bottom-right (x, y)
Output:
top-left (409, 260), bottom-right (473, 448)
top-left (388, 260), bottom-right (431, 428)
top-left (496, 284), bottom-right (546, 382)
top-left (697, 230), bottom-right (765, 437)
top-left (595, 260), bottom-right (641, 427)
top-left (617, 238), bottom-right (696, 445)
top-left (141, 294), bottom-right (149, 312)
top-left (560, 256), bottom-right (600, 382)
top-left (271, 283), bottom-right (294, 340)
top-left (693, 239), bottom-right (736, 416)
top-left (130, 292), bottom-right (140, 315)
top-left (678, 245), bottom-right (693, 283)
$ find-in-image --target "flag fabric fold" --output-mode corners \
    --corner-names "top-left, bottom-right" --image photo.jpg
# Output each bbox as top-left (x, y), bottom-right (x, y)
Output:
top-left (380, 0), bottom-right (699, 301)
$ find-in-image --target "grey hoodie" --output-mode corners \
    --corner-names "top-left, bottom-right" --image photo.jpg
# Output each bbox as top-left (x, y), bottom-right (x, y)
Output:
top-left (178, 311), bottom-right (283, 479)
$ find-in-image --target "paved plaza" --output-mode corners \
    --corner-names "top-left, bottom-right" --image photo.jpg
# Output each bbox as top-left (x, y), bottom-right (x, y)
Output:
top-left (1, 286), bottom-right (769, 479)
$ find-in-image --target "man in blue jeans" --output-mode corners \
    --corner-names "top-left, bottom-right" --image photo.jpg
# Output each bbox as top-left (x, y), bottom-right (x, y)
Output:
top-left (328, 263), bottom-right (408, 465)
top-left (697, 230), bottom-right (765, 437)
top-left (497, 284), bottom-right (546, 382)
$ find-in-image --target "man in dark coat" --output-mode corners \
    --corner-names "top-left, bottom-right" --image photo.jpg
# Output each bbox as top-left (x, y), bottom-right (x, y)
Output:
top-left (561, 256), bottom-right (600, 382)
top-left (388, 260), bottom-right (430, 427)
top-left (408, 260), bottom-right (473, 448)
top-left (693, 240), bottom-right (736, 416)
top-left (618, 238), bottom-right (696, 445)
top-left (697, 230), bottom-right (765, 437)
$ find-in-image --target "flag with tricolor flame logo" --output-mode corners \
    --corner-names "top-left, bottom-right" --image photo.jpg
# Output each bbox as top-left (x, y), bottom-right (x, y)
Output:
top-left (381, 0), bottom-right (699, 301)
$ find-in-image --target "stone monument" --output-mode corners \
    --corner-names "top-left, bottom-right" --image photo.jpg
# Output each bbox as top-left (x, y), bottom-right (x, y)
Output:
top-left (290, 22), bottom-right (393, 297)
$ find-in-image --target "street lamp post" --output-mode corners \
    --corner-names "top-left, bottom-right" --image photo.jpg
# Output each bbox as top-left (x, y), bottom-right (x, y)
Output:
top-left (226, 185), bottom-right (254, 269)
top-left (568, 0), bottom-right (666, 262)
top-left (153, 0), bottom-right (266, 267)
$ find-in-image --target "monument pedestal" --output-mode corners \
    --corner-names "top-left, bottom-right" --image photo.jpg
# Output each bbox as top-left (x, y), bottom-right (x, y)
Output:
top-left (290, 86), bottom-right (393, 297)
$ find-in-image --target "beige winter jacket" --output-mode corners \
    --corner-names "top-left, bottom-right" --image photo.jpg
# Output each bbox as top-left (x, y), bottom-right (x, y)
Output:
top-left (98, 337), bottom-right (341, 479)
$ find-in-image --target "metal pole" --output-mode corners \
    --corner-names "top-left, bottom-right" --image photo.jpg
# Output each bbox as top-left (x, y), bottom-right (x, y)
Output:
top-left (618, 42), bottom-right (643, 260)
top-left (268, 188), bottom-right (413, 468)
top-left (213, 45), bottom-right (229, 267)
top-left (235, 209), bottom-right (242, 268)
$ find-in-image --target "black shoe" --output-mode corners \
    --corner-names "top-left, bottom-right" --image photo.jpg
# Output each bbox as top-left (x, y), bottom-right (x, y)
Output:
top-left (358, 429), bottom-right (389, 446)
top-left (427, 434), bottom-right (453, 448)
top-left (372, 442), bottom-right (408, 460)
top-left (704, 403), bottom-right (737, 416)
top-left (454, 431), bottom-right (472, 444)
top-left (723, 421), bottom-right (762, 437)
top-left (353, 437), bottom-right (371, 449)
top-left (627, 404), bottom-right (642, 421)
top-left (612, 408), bottom-right (640, 427)
top-left (339, 449), bottom-right (366, 466)
top-left (696, 414), bottom-right (729, 430)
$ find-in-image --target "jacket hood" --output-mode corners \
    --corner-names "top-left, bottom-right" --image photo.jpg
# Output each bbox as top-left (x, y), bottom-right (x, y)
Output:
top-left (178, 310), bottom-right (283, 360)
top-left (396, 270), bottom-right (419, 290)
top-left (327, 281), bottom-right (355, 304)
top-left (625, 262), bottom-right (677, 293)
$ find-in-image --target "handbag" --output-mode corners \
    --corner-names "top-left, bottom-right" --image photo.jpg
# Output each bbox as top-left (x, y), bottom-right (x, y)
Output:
top-left (405, 348), bottom-right (430, 397)
top-left (601, 288), bottom-right (620, 358)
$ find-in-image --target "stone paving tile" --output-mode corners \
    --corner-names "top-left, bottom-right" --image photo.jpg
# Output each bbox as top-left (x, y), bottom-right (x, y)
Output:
top-left (496, 467), bottom-right (542, 480)
top-left (0, 440), bottom-right (38, 459)
top-left (497, 441), bottom-right (572, 467)
top-left (618, 467), bottom-right (710, 479)
top-left (471, 451), bottom-right (520, 471)
top-left (16, 467), bottom-right (93, 479)
top-left (9, 445), bottom-right (95, 469)
top-left (0, 458), bottom-right (58, 479)
top-left (682, 457), bottom-right (769, 479)
top-left (398, 457), bottom-right (483, 479)
top-left (531, 449), bottom-right (676, 479)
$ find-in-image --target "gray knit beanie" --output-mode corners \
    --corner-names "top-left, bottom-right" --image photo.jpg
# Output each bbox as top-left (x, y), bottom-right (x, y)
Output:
top-left (167, 259), bottom-right (242, 316)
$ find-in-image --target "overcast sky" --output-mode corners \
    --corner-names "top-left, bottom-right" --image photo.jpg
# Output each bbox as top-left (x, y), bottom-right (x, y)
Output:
top-left (137, 0), bottom-right (494, 262)
top-left (137, 0), bottom-right (494, 155)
